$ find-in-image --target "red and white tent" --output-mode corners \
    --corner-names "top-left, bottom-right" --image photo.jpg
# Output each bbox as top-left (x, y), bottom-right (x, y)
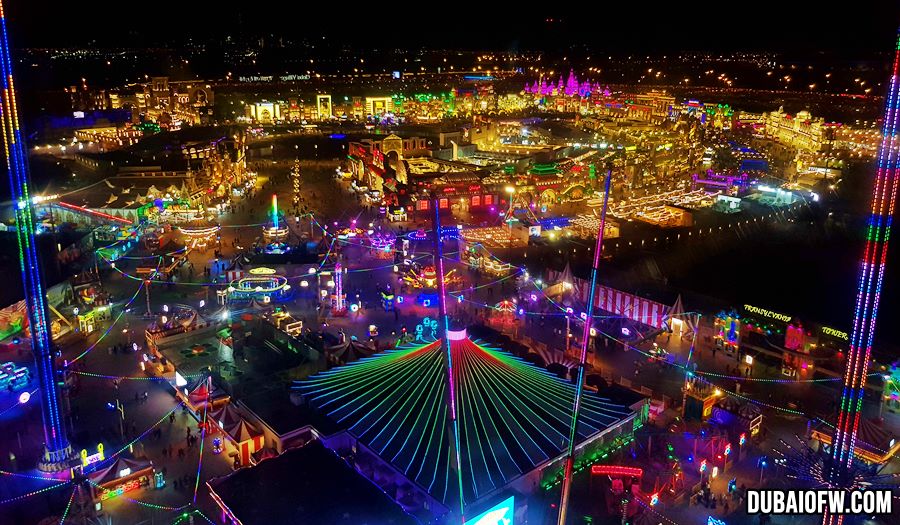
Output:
top-left (545, 268), bottom-right (673, 330)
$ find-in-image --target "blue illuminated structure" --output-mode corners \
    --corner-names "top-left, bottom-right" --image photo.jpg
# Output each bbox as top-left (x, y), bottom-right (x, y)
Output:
top-left (465, 496), bottom-right (514, 525)
top-left (0, 0), bottom-right (73, 470)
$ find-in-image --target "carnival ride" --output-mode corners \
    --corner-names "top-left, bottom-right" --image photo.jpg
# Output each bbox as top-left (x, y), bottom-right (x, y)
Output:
top-left (403, 264), bottom-right (458, 290)
top-left (335, 227), bottom-right (366, 240)
top-left (226, 267), bottom-right (292, 303)
top-left (262, 194), bottom-right (290, 254)
top-left (368, 232), bottom-right (397, 259)
top-left (179, 225), bottom-right (220, 250)
top-left (406, 227), bottom-right (461, 242)
top-left (401, 264), bottom-right (460, 307)
top-left (0, 361), bottom-right (30, 391)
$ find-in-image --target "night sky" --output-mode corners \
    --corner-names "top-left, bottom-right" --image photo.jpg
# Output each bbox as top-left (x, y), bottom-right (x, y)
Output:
top-left (8, 2), bottom-right (900, 54)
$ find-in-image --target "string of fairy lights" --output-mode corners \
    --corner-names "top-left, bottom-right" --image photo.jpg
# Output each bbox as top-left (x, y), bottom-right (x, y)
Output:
top-left (0, 404), bottom-right (210, 518)
top-left (83, 211), bottom-right (873, 400)
top-left (0, 202), bottom-right (874, 524)
top-left (58, 486), bottom-right (76, 525)
top-left (69, 280), bottom-right (146, 364)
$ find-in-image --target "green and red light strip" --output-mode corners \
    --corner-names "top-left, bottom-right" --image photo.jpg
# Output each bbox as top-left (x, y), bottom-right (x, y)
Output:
top-left (828, 28), bottom-right (900, 500)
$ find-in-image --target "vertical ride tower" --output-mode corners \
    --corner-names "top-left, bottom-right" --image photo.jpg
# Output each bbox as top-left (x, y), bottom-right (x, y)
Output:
top-left (0, 0), bottom-right (73, 470)
top-left (825, 27), bottom-right (900, 522)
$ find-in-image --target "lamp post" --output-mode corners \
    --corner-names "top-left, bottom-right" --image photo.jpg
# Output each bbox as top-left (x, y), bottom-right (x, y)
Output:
top-left (145, 275), bottom-right (153, 317)
top-left (758, 456), bottom-right (767, 484)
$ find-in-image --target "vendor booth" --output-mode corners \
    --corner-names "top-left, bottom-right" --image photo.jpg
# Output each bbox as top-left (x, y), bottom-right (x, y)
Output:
top-left (88, 456), bottom-right (154, 504)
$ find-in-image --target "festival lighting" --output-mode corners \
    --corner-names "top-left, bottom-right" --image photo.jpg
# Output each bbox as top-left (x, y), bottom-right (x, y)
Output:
top-left (333, 263), bottom-right (345, 313)
top-left (56, 201), bottom-right (132, 224)
top-left (294, 337), bottom-right (632, 510)
top-left (826, 28), bottom-right (900, 517)
top-left (272, 194), bottom-right (279, 230)
top-left (590, 465), bottom-right (644, 477)
top-left (0, 0), bottom-right (73, 469)
top-left (558, 168), bottom-right (613, 525)
top-left (430, 198), bottom-right (465, 518)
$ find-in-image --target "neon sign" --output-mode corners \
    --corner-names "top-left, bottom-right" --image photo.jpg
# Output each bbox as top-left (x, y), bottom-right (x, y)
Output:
top-left (821, 326), bottom-right (849, 340)
top-left (743, 304), bottom-right (791, 323)
top-left (249, 267), bottom-right (277, 275)
top-left (81, 443), bottom-right (105, 467)
top-left (415, 317), bottom-right (439, 341)
top-left (100, 476), bottom-right (149, 501)
top-left (465, 496), bottom-right (514, 525)
top-left (590, 465), bottom-right (643, 477)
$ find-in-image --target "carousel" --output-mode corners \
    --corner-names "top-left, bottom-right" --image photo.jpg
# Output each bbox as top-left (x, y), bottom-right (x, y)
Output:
top-left (179, 225), bottom-right (220, 250)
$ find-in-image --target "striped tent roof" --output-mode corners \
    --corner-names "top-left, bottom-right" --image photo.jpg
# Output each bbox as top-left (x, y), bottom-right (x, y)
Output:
top-left (294, 337), bottom-right (634, 508)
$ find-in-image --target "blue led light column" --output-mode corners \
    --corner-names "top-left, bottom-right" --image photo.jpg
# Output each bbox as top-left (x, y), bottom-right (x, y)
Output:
top-left (0, 0), bottom-right (73, 470)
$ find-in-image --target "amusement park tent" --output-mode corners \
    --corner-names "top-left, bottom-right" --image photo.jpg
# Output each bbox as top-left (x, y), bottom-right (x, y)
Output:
top-left (87, 455), bottom-right (154, 501)
top-left (224, 255), bottom-right (251, 282)
top-left (182, 376), bottom-right (230, 413)
top-left (209, 403), bottom-right (265, 466)
top-left (228, 419), bottom-right (263, 444)
top-left (295, 329), bottom-right (639, 509)
top-left (544, 265), bottom-right (678, 332)
top-left (542, 262), bottom-right (576, 298)
top-left (325, 339), bottom-right (376, 366)
top-left (247, 298), bottom-right (272, 311)
top-left (209, 403), bottom-right (243, 430)
top-left (88, 456), bottom-right (153, 486)
top-left (227, 418), bottom-right (265, 466)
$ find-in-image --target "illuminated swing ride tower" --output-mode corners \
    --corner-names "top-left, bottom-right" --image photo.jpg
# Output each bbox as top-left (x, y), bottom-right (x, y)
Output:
top-left (0, 0), bottom-right (74, 470)
top-left (824, 27), bottom-right (900, 524)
